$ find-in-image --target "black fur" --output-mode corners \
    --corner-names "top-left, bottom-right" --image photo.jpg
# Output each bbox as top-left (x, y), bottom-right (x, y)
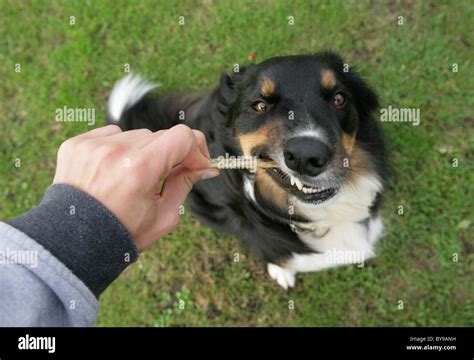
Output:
top-left (107, 52), bottom-right (388, 264)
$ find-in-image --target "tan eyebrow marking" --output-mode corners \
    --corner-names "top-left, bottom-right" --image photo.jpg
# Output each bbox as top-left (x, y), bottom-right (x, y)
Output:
top-left (321, 69), bottom-right (337, 89)
top-left (341, 133), bottom-right (356, 155)
top-left (260, 76), bottom-right (275, 97)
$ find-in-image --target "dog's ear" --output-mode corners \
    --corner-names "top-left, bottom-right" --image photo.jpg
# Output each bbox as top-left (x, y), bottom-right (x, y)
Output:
top-left (343, 69), bottom-right (379, 118)
top-left (314, 51), bottom-right (345, 69)
top-left (216, 66), bottom-right (252, 115)
top-left (217, 71), bottom-right (237, 113)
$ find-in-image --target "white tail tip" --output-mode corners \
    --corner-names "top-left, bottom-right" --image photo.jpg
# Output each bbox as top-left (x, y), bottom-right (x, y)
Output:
top-left (107, 73), bottom-right (159, 123)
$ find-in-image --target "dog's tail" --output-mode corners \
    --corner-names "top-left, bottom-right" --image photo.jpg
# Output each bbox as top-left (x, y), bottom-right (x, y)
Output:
top-left (106, 73), bottom-right (204, 131)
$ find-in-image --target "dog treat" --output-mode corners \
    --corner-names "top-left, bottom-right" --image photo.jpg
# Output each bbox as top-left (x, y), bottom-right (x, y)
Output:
top-left (209, 158), bottom-right (277, 169)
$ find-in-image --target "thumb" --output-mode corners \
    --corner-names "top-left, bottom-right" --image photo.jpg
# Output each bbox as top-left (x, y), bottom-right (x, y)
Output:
top-left (154, 166), bottom-right (220, 238)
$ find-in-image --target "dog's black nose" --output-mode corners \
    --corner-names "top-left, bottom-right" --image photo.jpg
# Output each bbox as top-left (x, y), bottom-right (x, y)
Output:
top-left (283, 137), bottom-right (331, 176)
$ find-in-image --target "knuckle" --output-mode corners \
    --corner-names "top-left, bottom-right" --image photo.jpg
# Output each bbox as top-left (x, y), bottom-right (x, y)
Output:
top-left (57, 137), bottom-right (78, 157)
top-left (173, 124), bottom-right (193, 137)
top-left (58, 138), bottom-right (73, 151)
top-left (107, 124), bottom-right (122, 132)
top-left (137, 128), bottom-right (152, 136)
top-left (193, 130), bottom-right (206, 143)
top-left (130, 128), bottom-right (153, 138)
top-left (95, 142), bottom-right (124, 159)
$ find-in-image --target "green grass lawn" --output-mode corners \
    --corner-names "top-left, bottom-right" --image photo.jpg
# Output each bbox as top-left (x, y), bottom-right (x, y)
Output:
top-left (1, 0), bottom-right (473, 326)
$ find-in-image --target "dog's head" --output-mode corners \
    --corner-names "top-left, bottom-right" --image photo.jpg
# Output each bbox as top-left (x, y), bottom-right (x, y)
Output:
top-left (218, 52), bottom-right (381, 215)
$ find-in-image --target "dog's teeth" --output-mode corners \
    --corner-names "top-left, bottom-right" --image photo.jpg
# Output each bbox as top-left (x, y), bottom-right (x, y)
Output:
top-left (301, 186), bottom-right (321, 194)
top-left (295, 178), bottom-right (303, 190)
top-left (289, 175), bottom-right (302, 190)
top-left (288, 174), bottom-right (305, 191)
top-left (298, 182), bottom-right (304, 191)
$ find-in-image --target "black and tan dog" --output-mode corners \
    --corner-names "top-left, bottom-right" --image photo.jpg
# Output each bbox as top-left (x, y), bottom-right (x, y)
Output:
top-left (106, 52), bottom-right (388, 289)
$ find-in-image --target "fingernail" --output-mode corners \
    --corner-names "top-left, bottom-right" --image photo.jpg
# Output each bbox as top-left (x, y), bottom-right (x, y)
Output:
top-left (201, 169), bottom-right (220, 180)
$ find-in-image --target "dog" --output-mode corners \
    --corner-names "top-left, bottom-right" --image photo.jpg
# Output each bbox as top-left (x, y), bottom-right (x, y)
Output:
top-left (106, 52), bottom-right (389, 289)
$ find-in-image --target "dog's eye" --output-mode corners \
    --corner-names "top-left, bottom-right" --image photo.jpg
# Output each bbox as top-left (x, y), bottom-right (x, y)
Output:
top-left (253, 100), bottom-right (269, 113)
top-left (332, 93), bottom-right (346, 108)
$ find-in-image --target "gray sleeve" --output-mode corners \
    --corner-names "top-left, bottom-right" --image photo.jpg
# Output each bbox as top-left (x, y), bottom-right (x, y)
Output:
top-left (1, 184), bottom-right (139, 327)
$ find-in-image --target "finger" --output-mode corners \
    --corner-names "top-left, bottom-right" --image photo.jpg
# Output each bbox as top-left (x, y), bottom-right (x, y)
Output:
top-left (154, 165), bottom-right (220, 238)
top-left (192, 130), bottom-right (211, 159)
top-left (144, 124), bottom-right (211, 179)
top-left (76, 125), bottom-right (122, 139)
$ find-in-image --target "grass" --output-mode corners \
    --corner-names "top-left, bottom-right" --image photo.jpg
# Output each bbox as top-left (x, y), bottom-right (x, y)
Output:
top-left (1, 0), bottom-right (473, 326)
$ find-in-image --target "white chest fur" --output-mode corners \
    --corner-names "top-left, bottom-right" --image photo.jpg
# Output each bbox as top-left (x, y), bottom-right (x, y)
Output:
top-left (293, 173), bottom-right (382, 226)
top-left (296, 217), bottom-right (382, 255)
top-left (268, 173), bottom-right (384, 289)
top-left (291, 173), bottom-right (384, 267)
top-left (268, 217), bottom-right (383, 289)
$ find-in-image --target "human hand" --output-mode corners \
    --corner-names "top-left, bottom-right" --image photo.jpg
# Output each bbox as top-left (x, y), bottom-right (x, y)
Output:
top-left (53, 124), bottom-right (219, 251)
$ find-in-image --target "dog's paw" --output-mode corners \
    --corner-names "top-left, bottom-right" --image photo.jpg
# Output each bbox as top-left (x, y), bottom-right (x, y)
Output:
top-left (267, 263), bottom-right (296, 290)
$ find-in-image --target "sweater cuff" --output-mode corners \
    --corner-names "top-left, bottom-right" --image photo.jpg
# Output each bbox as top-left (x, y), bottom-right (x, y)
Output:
top-left (6, 183), bottom-right (139, 298)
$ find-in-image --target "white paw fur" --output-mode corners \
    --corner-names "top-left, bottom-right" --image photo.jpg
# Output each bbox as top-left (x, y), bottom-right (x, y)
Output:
top-left (267, 263), bottom-right (296, 289)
